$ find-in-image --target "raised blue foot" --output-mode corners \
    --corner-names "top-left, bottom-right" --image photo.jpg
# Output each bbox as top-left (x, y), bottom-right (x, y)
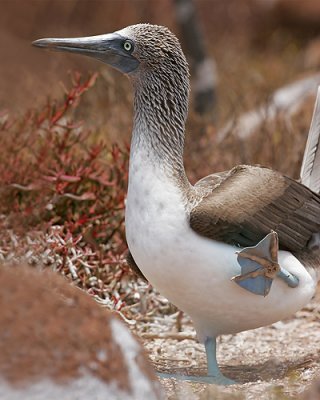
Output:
top-left (158, 337), bottom-right (235, 385)
top-left (232, 231), bottom-right (299, 296)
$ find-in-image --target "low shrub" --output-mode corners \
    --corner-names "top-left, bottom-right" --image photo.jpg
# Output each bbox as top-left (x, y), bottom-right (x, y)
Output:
top-left (0, 73), bottom-right (142, 309)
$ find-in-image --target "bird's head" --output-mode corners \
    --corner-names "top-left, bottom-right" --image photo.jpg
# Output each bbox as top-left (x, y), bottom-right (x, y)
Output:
top-left (32, 24), bottom-right (189, 83)
top-left (33, 23), bottom-right (190, 154)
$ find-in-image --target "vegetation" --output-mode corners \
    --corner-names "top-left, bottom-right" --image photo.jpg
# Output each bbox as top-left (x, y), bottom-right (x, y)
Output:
top-left (0, 73), bottom-right (139, 308)
top-left (1, 2), bottom-right (320, 398)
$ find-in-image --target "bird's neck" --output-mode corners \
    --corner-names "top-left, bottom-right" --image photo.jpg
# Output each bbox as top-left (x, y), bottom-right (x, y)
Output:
top-left (131, 71), bottom-right (190, 186)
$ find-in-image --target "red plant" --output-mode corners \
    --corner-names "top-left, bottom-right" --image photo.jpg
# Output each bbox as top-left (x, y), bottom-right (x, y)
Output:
top-left (0, 73), bottom-right (130, 271)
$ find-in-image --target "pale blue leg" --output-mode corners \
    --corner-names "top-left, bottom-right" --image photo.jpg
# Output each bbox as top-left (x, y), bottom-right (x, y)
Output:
top-left (157, 337), bottom-right (235, 385)
top-left (278, 267), bottom-right (299, 288)
top-left (205, 337), bottom-right (235, 385)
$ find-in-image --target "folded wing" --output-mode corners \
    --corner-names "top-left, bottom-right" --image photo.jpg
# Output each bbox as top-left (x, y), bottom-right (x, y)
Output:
top-left (190, 165), bottom-right (320, 251)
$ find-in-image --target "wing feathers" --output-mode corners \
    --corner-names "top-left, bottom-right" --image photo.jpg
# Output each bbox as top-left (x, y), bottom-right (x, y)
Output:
top-left (190, 165), bottom-right (320, 252)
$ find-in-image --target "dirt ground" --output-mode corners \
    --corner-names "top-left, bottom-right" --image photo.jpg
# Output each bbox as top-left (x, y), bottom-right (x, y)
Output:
top-left (2, 2), bottom-right (320, 399)
top-left (133, 289), bottom-right (320, 399)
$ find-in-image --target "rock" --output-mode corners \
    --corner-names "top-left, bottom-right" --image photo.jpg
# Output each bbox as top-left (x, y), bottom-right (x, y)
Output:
top-left (0, 265), bottom-right (163, 400)
top-left (217, 73), bottom-right (320, 143)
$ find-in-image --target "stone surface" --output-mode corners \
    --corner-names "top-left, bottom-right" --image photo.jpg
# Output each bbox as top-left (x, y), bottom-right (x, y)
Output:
top-left (0, 265), bottom-right (163, 400)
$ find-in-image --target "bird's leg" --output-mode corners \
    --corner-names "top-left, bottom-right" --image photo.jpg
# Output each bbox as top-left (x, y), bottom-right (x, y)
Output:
top-left (157, 336), bottom-right (235, 385)
top-left (277, 269), bottom-right (299, 288)
top-left (232, 231), bottom-right (299, 296)
top-left (204, 337), bottom-right (235, 385)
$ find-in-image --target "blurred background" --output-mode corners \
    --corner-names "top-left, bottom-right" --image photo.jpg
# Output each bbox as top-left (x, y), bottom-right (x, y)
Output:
top-left (2, 2), bottom-right (320, 397)
top-left (2, 0), bottom-right (320, 177)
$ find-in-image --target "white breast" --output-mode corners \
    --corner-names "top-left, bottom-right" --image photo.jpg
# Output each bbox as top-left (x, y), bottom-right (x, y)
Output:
top-left (125, 151), bottom-right (317, 341)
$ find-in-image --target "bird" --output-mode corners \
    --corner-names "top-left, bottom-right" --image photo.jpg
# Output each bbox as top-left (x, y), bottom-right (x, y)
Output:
top-left (33, 24), bottom-right (320, 385)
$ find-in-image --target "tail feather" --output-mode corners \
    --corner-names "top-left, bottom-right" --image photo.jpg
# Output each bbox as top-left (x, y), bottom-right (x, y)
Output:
top-left (300, 86), bottom-right (320, 193)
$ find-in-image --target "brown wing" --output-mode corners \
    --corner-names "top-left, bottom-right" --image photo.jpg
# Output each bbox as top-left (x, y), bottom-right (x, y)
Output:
top-left (190, 165), bottom-right (320, 251)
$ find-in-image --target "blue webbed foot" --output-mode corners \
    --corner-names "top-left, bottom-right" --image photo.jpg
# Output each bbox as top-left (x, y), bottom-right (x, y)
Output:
top-left (232, 231), bottom-right (299, 296)
top-left (157, 337), bottom-right (236, 386)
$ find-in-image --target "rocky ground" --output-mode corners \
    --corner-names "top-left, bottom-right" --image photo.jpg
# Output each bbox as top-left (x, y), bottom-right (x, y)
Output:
top-left (2, 2), bottom-right (320, 399)
top-left (133, 290), bottom-right (320, 399)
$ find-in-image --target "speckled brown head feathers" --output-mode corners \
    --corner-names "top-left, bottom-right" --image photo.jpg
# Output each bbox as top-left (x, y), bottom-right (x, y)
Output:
top-left (123, 24), bottom-right (189, 78)
top-left (122, 24), bottom-right (190, 178)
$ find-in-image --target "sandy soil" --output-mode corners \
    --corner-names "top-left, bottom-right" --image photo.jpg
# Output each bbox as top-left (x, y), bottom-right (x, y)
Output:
top-left (2, 2), bottom-right (320, 399)
top-left (136, 289), bottom-right (320, 399)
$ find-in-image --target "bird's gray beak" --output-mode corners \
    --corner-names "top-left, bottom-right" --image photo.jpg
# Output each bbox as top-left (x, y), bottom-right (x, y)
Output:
top-left (32, 32), bottom-right (139, 74)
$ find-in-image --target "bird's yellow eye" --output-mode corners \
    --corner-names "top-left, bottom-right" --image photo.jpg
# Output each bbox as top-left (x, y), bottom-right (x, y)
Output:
top-left (123, 41), bottom-right (132, 52)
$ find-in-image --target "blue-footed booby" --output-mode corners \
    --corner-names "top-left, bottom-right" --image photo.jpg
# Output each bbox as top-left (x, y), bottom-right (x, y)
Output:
top-left (33, 24), bottom-right (320, 385)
